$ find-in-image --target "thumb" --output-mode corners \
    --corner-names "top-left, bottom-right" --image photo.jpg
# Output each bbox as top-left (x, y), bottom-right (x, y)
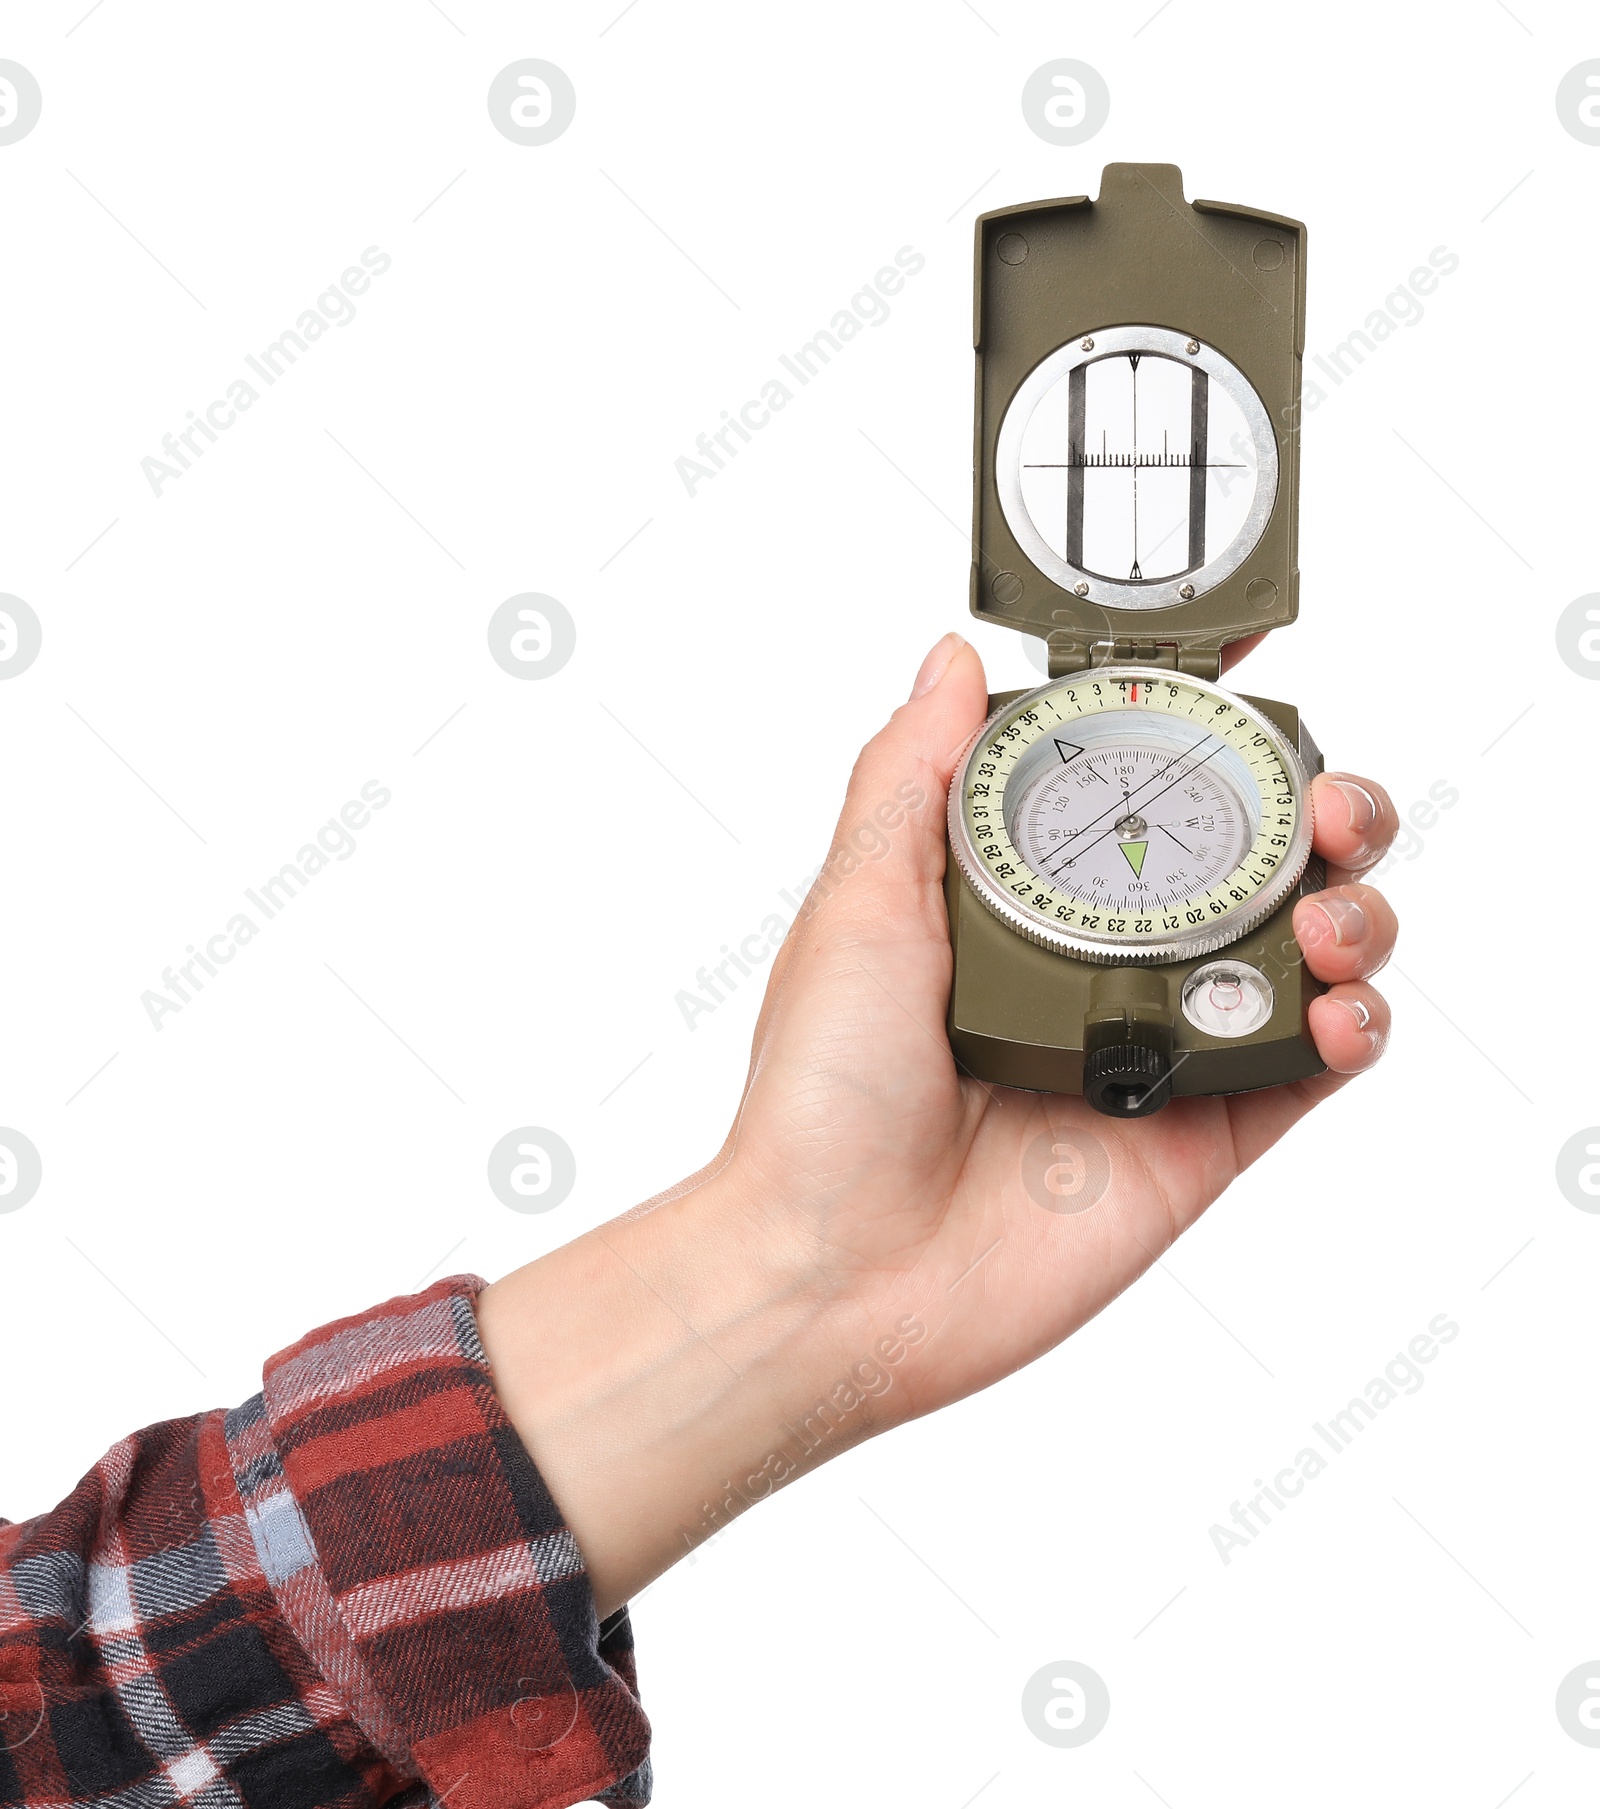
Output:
top-left (819, 633), bottom-right (991, 925)
top-left (733, 633), bottom-right (988, 1113)
top-left (899, 632), bottom-right (991, 768)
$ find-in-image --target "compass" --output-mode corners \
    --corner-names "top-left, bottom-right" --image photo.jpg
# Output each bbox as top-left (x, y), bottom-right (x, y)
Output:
top-left (950, 668), bottom-right (1312, 964)
top-left (944, 163), bottom-right (1324, 1117)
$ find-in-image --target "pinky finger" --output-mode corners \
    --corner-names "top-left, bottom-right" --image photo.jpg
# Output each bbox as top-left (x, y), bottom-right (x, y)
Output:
top-left (1307, 983), bottom-right (1391, 1075)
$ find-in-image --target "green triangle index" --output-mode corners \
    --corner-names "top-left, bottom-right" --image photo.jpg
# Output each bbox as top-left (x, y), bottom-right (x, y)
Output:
top-left (1118, 840), bottom-right (1148, 878)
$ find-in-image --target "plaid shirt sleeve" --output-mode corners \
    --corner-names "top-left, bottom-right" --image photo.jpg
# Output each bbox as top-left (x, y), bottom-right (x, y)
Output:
top-left (0, 1275), bottom-right (652, 1809)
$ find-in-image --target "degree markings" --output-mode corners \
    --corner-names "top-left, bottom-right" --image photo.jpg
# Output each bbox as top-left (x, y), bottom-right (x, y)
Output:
top-left (965, 676), bottom-right (1299, 936)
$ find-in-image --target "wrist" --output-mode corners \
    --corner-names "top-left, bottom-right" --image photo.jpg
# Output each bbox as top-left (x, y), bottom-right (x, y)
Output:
top-left (476, 1164), bottom-right (896, 1616)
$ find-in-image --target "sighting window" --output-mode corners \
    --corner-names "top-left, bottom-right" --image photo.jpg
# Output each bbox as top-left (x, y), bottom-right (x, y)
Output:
top-left (995, 325), bottom-right (1279, 611)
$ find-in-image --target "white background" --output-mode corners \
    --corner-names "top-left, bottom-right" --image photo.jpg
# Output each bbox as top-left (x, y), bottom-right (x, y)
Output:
top-left (1, 2), bottom-right (1597, 1804)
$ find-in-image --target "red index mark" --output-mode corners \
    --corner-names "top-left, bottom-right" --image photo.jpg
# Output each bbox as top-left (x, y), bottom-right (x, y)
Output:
top-left (1130, 683), bottom-right (1139, 702)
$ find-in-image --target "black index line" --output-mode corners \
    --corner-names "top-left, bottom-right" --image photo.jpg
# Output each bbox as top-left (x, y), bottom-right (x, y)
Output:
top-left (1187, 361), bottom-right (1208, 573)
top-left (1065, 361), bottom-right (1086, 567)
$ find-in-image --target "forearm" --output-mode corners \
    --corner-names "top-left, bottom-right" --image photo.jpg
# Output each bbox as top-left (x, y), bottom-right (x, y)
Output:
top-left (2, 1279), bottom-right (653, 1809)
top-left (476, 1174), bottom-right (911, 1617)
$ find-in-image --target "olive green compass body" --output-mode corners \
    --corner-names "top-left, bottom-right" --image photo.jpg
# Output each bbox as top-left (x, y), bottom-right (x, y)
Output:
top-left (945, 162), bottom-right (1327, 1117)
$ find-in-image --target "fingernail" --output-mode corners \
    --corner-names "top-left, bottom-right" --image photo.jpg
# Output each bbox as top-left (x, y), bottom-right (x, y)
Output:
top-left (911, 633), bottom-right (964, 699)
top-left (1329, 777), bottom-right (1379, 838)
top-left (1337, 996), bottom-right (1374, 1035)
top-left (1303, 893), bottom-right (1367, 948)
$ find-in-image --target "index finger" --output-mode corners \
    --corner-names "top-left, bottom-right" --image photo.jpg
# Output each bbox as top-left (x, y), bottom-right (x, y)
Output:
top-left (1219, 631), bottom-right (1269, 674)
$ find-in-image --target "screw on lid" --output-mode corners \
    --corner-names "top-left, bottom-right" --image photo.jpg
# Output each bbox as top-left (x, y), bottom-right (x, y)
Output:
top-left (1083, 1042), bottom-right (1171, 1118)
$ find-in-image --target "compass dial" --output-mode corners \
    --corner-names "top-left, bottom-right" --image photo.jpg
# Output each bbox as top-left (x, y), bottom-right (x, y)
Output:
top-left (949, 668), bottom-right (1312, 963)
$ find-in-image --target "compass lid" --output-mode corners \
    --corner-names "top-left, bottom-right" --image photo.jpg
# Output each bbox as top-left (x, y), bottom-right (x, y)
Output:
top-left (971, 163), bottom-right (1307, 680)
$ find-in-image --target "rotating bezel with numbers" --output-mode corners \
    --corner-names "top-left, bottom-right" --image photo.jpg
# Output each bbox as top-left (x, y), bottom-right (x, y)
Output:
top-left (950, 667), bottom-right (1313, 965)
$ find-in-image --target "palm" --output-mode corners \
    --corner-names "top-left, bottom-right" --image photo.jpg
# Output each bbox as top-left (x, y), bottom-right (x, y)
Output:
top-left (739, 920), bottom-right (1282, 1418)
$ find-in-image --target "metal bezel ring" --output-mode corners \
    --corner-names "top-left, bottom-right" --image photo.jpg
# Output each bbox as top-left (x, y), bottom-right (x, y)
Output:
top-left (947, 667), bottom-right (1314, 965)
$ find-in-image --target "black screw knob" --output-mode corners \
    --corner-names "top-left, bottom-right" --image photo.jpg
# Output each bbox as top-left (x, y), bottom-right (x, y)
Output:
top-left (1084, 1042), bottom-right (1171, 1118)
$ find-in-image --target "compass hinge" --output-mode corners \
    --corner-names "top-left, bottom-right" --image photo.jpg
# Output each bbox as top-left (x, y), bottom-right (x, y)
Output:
top-left (1046, 637), bottom-right (1221, 682)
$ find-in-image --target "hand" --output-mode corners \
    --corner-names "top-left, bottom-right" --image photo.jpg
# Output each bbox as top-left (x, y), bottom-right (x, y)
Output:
top-left (479, 634), bottom-right (1400, 1615)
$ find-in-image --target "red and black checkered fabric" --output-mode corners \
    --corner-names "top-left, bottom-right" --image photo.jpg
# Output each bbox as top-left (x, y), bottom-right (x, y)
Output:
top-left (0, 1276), bottom-right (652, 1809)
